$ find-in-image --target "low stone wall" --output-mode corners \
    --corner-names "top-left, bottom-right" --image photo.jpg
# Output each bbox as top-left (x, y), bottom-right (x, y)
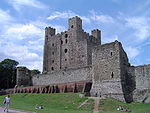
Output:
top-left (133, 65), bottom-right (150, 103)
top-left (133, 89), bottom-right (150, 103)
top-left (32, 66), bottom-right (92, 86)
top-left (134, 65), bottom-right (150, 89)
top-left (14, 80), bottom-right (90, 94)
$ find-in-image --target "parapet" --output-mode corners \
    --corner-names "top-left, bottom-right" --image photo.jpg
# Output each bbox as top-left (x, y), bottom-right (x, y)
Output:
top-left (91, 29), bottom-right (101, 44)
top-left (45, 27), bottom-right (56, 37)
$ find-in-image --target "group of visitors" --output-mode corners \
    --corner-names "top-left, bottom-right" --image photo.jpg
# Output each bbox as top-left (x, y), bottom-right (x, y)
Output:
top-left (117, 105), bottom-right (132, 112)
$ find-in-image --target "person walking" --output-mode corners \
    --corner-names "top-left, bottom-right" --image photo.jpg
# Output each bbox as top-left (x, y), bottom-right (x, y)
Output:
top-left (4, 95), bottom-right (10, 112)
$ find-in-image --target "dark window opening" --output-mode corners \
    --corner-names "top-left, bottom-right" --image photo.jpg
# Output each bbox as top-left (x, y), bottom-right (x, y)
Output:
top-left (82, 55), bottom-right (84, 57)
top-left (51, 67), bottom-right (54, 71)
top-left (64, 49), bottom-right (68, 53)
top-left (61, 40), bottom-right (63, 44)
top-left (79, 25), bottom-right (81, 27)
top-left (71, 25), bottom-right (73, 28)
top-left (111, 52), bottom-right (112, 56)
top-left (52, 43), bottom-right (54, 46)
top-left (65, 59), bottom-right (67, 61)
top-left (52, 52), bottom-right (54, 55)
top-left (111, 72), bottom-right (114, 78)
top-left (65, 34), bottom-right (68, 38)
top-left (65, 39), bottom-right (68, 44)
top-left (52, 60), bottom-right (54, 63)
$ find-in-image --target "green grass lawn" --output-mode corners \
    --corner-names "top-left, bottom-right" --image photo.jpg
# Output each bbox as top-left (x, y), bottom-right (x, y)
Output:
top-left (1, 93), bottom-right (150, 113)
top-left (99, 98), bottom-right (150, 113)
top-left (0, 93), bottom-right (94, 113)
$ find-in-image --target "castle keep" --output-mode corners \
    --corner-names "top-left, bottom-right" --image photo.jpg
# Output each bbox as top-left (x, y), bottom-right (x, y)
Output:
top-left (17, 16), bottom-right (150, 103)
top-left (43, 16), bottom-right (100, 72)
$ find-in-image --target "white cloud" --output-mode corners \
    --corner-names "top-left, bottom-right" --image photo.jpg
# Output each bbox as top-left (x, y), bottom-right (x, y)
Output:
top-left (47, 11), bottom-right (75, 20)
top-left (0, 42), bottom-right (43, 71)
top-left (47, 10), bottom-right (91, 24)
top-left (125, 46), bottom-right (140, 59)
top-left (8, 0), bottom-right (47, 11)
top-left (125, 17), bottom-right (150, 41)
top-left (90, 10), bottom-right (114, 23)
top-left (0, 9), bottom-right (13, 24)
top-left (5, 24), bottom-right (44, 40)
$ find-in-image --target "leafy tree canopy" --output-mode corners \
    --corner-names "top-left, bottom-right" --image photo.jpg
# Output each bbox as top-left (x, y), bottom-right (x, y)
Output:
top-left (0, 58), bottom-right (19, 69)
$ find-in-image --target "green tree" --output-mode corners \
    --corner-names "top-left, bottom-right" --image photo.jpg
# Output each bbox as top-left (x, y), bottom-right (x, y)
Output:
top-left (0, 58), bottom-right (19, 90)
top-left (31, 69), bottom-right (41, 75)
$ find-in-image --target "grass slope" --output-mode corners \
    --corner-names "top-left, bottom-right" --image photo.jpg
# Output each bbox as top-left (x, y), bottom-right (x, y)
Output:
top-left (0, 93), bottom-right (94, 113)
top-left (99, 98), bottom-right (150, 113)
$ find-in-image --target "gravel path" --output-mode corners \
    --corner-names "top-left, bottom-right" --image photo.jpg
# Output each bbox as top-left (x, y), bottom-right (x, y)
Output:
top-left (0, 107), bottom-right (35, 113)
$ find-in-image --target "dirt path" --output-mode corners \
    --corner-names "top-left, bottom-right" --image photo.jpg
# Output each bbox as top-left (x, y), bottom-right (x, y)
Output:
top-left (0, 107), bottom-right (35, 113)
top-left (88, 97), bottom-right (100, 113)
top-left (78, 99), bottom-right (89, 108)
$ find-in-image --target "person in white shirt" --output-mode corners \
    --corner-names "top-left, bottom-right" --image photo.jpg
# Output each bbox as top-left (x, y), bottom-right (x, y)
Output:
top-left (4, 95), bottom-right (10, 112)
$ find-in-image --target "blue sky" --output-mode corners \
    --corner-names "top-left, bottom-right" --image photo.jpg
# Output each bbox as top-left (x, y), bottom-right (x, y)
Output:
top-left (0, 0), bottom-right (150, 71)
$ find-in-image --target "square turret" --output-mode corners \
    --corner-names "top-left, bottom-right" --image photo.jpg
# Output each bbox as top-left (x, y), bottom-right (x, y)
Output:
top-left (68, 16), bottom-right (82, 31)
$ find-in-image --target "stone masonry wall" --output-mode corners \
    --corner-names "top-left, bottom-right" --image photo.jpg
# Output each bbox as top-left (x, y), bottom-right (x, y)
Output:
top-left (90, 41), bottom-right (125, 102)
top-left (133, 64), bottom-right (150, 103)
top-left (32, 66), bottom-right (92, 86)
top-left (16, 68), bottom-right (32, 86)
top-left (119, 43), bottom-right (135, 103)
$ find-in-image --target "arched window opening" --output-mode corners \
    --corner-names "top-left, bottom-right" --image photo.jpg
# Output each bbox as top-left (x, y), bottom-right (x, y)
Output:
top-left (71, 25), bottom-right (73, 28)
top-left (65, 34), bottom-right (68, 38)
top-left (51, 67), bottom-right (54, 71)
top-left (52, 52), bottom-right (54, 55)
top-left (65, 59), bottom-right (67, 61)
top-left (64, 49), bottom-right (68, 53)
top-left (52, 43), bottom-right (54, 46)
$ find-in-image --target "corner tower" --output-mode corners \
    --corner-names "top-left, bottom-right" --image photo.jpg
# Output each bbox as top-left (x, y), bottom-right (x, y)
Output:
top-left (91, 29), bottom-right (101, 44)
top-left (43, 27), bottom-right (56, 72)
top-left (68, 16), bottom-right (82, 31)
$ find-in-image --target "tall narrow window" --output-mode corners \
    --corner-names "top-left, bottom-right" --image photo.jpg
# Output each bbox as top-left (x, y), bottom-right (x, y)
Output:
top-left (111, 52), bottom-right (112, 56)
top-left (61, 40), bottom-right (63, 45)
top-left (111, 72), bottom-right (114, 78)
top-left (65, 39), bottom-right (68, 44)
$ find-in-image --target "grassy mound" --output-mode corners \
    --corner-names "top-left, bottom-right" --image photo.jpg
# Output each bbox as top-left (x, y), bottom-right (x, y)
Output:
top-left (99, 98), bottom-right (150, 113)
top-left (0, 93), bottom-right (94, 113)
top-left (1, 93), bottom-right (150, 113)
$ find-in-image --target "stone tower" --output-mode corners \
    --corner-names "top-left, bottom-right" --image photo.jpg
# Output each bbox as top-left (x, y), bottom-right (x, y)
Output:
top-left (43, 16), bottom-right (101, 73)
